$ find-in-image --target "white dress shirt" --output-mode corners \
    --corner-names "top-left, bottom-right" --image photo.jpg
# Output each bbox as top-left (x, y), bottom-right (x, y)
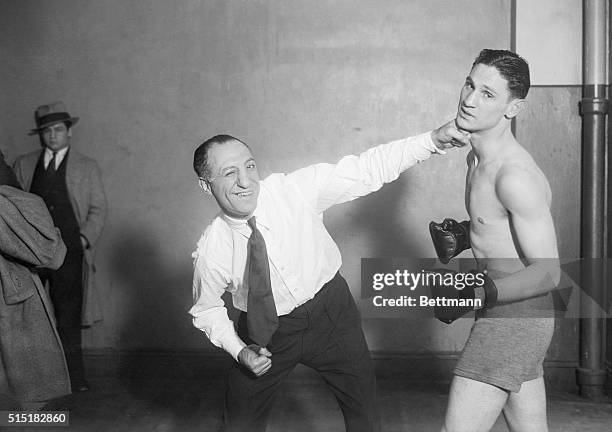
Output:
top-left (190, 132), bottom-right (439, 360)
top-left (44, 147), bottom-right (69, 169)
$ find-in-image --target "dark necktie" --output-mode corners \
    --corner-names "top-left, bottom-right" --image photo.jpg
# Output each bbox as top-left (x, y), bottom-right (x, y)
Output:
top-left (246, 216), bottom-right (278, 347)
top-left (47, 151), bottom-right (57, 172)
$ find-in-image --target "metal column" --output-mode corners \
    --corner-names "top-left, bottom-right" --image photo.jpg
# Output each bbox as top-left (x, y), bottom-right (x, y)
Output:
top-left (578, 0), bottom-right (608, 398)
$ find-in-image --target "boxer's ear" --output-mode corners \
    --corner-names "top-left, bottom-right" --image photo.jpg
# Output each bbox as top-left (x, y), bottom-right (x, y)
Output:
top-left (198, 178), bottom-right (212, 195)
top-left (505, 98), bottom-right (525, 119)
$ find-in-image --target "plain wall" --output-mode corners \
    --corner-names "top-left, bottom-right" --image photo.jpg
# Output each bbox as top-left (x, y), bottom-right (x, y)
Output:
top-left (0, 1), bottom-right (580, 362)
top-left (516, 0), bottom-right (582, 85)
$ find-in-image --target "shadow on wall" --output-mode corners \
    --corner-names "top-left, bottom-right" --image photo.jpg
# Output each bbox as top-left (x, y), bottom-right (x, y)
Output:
top-left (85, 223), bottom-right (235, 420)
top-left (108, 226), bottom-right (197, 355)
top-left (337, 178), bottom-right (425, 257)
top-left (104, 224), bottom-right (217, 411)
top-left (109, 226), bottom-right (192, 350)
top-left (327, 176), bottom-right (440, 353)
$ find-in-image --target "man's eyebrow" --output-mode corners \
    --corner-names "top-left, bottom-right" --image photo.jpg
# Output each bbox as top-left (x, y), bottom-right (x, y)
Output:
top-left (465, 76), bottom-right (498, 95)
top-left (45, 124), bottom-right (64, 131)
top-left (220, 164), bottom-right (238, 174)
top-left (481, 84), bottom-right (498, 95)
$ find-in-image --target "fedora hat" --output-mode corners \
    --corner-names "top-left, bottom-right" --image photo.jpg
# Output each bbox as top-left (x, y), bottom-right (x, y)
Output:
top-left (28, 101), bottom-right (79, 135)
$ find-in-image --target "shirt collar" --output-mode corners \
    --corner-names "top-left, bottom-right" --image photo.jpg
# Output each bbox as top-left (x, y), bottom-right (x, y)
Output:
top-left (221, 213), bottom-right (250, 231)
top-left (220, 197), bottom-right (270, 235)
top-left (45, 146), bottom-right (69, 159)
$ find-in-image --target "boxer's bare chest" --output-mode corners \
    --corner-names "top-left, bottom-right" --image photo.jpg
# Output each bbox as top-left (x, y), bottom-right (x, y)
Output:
top-left (466, 155), bottom-right (506, 223)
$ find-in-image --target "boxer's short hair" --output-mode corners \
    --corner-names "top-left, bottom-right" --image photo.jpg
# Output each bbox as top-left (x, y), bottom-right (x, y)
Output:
top-left (473, 49), bottom-right (530, 100)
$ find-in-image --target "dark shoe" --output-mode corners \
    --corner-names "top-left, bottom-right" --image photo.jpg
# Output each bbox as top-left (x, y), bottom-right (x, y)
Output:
top-left (71, 380), bottom-right (89, 393)
top-left (42, 395), bottom-right (74, 410)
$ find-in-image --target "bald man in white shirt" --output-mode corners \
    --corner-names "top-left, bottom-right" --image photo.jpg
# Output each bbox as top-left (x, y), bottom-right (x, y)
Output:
top-left (190, 123), bottom-right (469, 432)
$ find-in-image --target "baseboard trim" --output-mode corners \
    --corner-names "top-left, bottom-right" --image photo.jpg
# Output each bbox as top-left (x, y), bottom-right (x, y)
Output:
top-left (82, 349), bottom-right (579, 391)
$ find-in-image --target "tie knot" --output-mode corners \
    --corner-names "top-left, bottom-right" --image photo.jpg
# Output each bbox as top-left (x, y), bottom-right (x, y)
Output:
top-left (247, 216), bottom-right (257, 230)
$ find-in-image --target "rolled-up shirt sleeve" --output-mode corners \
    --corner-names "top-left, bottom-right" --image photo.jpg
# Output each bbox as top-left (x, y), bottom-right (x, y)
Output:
top-left (189, 252), bottom-right (246, 361)
top-left (287, 131), bottom-right (438, 213)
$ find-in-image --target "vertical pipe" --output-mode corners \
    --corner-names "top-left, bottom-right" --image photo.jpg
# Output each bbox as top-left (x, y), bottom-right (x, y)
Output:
top-left (510, 0), bottom-right (517, 137)
top-left (606, 0), bottom-right (612, 396)
top-left (579, 0), bottom-right (608, 399)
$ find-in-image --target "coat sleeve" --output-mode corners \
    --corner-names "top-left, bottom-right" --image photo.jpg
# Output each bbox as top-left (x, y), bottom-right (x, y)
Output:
top-left (12, 156), bottom-right (27, 190)
top-left (79, 161), bottom-right (107, 248)
top-left (0, 150), bottom-right (20, 189)
top-left (0, 185), bottom-right (66, 269)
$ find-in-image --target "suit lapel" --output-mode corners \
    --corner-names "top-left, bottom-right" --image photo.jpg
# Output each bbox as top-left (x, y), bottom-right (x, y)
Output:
top-left (24, 151), bottom-right (44, 191)
top-left (64, 149), bottom-right (84, 224)
top-left (65, 150), bottom-right (79, 195)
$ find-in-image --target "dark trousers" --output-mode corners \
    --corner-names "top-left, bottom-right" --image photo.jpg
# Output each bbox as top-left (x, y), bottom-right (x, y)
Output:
top-left (224, 273), bottom-right (380, 432)
top-left (43, 248), bottom-right (85, 388)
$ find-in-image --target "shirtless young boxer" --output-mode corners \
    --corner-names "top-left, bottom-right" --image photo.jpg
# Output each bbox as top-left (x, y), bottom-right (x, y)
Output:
top-left (429, 49), bottom-right (561, 432)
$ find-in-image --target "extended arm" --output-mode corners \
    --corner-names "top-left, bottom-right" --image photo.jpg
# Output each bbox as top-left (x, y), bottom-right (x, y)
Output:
top-left (288, 121), bottom-right (469, 213)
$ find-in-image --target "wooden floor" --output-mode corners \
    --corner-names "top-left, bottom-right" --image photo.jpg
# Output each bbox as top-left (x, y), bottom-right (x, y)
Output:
top-left (7, 364), bottom-right (612, 432)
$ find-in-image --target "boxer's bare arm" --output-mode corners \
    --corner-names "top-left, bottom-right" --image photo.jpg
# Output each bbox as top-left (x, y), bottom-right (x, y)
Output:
top-left (490, 166), bottom-right (560, 302)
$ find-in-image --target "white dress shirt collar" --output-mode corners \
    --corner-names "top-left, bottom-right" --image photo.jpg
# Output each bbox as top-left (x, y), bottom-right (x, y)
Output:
top-left (44, 146), bottom-right (69, 169)
top-left (220, 189), bottom-right (270, 235)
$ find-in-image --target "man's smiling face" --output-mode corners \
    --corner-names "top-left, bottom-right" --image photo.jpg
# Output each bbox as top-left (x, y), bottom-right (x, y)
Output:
top-left (204, 139), bottom-right (260, 219)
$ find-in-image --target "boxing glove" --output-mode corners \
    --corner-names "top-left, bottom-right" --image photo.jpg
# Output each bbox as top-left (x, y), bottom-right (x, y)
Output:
top-left (429, 218), bottom-right (470, 264)
top-left (427, 269), bottom-right (498, 324)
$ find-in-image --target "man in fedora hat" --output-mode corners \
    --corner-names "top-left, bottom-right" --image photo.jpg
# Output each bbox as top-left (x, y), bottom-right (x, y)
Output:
top-left (13, 101), bottom-right (107, 393)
